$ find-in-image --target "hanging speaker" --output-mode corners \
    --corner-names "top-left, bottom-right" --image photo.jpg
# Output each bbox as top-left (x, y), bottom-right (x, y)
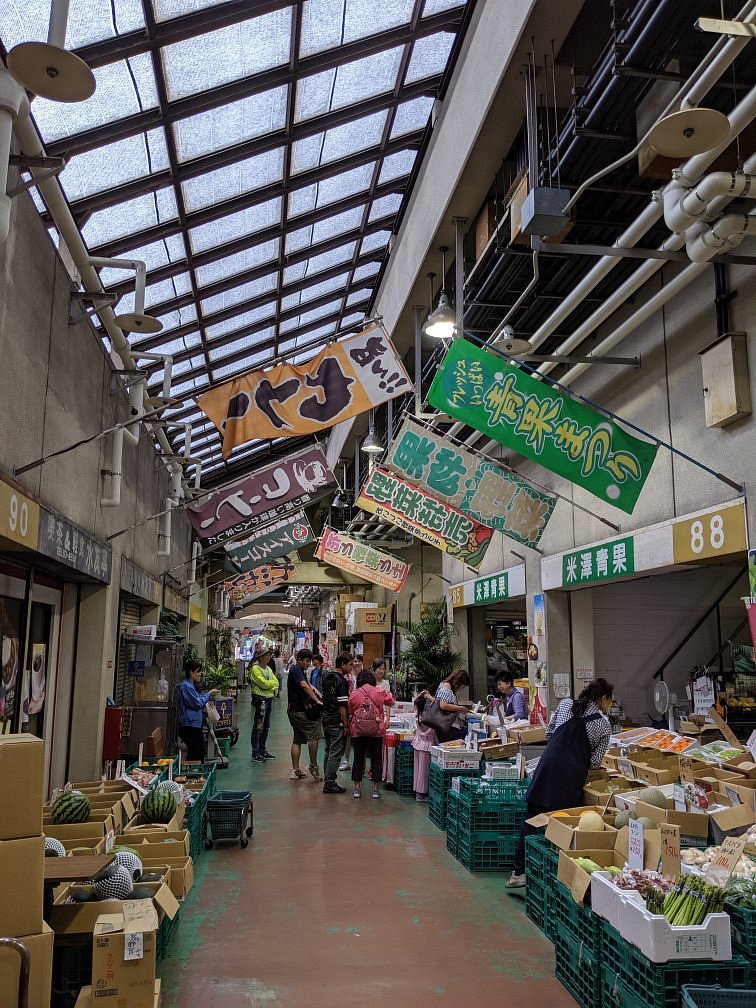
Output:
top-left (647, 108), bottom-right (730, 158)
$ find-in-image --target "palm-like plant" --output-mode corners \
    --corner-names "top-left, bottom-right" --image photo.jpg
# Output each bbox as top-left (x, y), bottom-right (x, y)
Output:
top-left (397, 598), bottom-right (463, 691)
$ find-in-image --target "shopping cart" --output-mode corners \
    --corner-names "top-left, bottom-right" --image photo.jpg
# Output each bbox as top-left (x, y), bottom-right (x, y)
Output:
top-left (205, 790), bottom-right (254, 849)
top-left (0, 936), bottom-right (30, 1007)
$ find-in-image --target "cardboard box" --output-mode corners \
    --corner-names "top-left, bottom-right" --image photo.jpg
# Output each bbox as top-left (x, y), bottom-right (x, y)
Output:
top-left (43, 811), bottom-right (116, 841)
top-left (45, 795), bottom-right (132, 834)
top-left (49, 881), bottom-right (179, 935)
top-left (113, 830), bottom-right (191, 857)
top-left (0, 733), bottom-right (44, 839)
top-left (91, 905), bottom-right (158, 1008)
top-left (0, 835), bottom-right (44, 937)
top-left (708, 803), bottom-right (755, 844)
top-left (583, 777), bottom-right (642, 806)
top-left (721, 778), bottom-right (756, 812)
top-left (557, 826), bottom-right (661, 904)
top-left (478, 739), bottom-right (518, 761)
top-left (474, 200), bottom-right (497, 260)
top-left (527, 806), bottom-right (619, 852)
top-left (430, 745), bottom-right (482, 769)
top-left (136, 856), bottom-right (194, 899)
top-left (0, 921), bottom-right (53, 1008)
top-left (627, 752), bottom-right (682, 787)
top-left (633, 798), bottom-right (710, 842)
top-left (75, 980), bottom-right (161, 1008)
top-left (125, 801), bottom-right (185, 834)
top-left (59, 836), bottom-right (107, 855)
top-left (506, 726), bottom-right (546, 744)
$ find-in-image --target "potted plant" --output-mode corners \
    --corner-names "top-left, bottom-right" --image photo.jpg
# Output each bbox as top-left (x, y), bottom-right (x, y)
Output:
top-left (397, 598), bottom-right (463, 696)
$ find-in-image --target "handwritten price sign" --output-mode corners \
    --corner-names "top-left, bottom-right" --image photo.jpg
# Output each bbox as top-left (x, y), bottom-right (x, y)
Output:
top-left (705, 835), bottom-right (747, 887)
top-left (660, 823), bottom-right (680, 879)
top-left (628, 818), bottom-right (645, 871)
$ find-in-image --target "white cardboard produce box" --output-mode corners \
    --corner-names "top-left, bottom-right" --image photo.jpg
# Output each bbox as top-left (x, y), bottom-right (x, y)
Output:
top-left (430, 745), bottom-right (482, 769)
top-left (619, 896), bottom-right (731, 962)
top-left (590, 871), bottom-right (643, 932)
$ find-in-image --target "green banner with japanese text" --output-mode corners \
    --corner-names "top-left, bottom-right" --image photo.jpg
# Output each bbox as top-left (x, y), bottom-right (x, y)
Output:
top-left (426, 338), bottom-right (658, 514)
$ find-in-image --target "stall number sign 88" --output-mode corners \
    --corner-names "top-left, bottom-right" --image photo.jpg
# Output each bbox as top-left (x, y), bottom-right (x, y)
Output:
top-left (672, 504), bottom-right (746, 564)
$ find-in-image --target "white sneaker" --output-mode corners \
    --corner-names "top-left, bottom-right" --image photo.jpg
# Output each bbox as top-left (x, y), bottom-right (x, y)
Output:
top-left (338, 760), bottom-right (350, 771)
top-left (507, 872), bottom-right (526, 889)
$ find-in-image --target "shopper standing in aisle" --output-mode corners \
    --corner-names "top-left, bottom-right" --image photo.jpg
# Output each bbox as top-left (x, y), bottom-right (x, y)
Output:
top-left (273, 648), bottom-right (285, 689)
top-left (320, 653), bottom-right (352, 794)
top-left (508, 677), bottom-right (614, 889)
top-left (287, 648), bottom-right (324, 781)
top-left (338, 653), bottom-right (358, 771)
top-left (495, 671), bottom-right (528, 720)
top-left (349, 668), bottom-right (394, 799)
top-left (372, 658), bottom-right (391, 693)
top-left (177, 661), bottom-right (219, 762)
top-left (310, 653), bottom-right (324, 691)
top-left (248, 648), bottom-right (279, 762)
top-left (412, 691), bottom-right (437, 802)
top-left (433, 670), bottom-right (472, 743)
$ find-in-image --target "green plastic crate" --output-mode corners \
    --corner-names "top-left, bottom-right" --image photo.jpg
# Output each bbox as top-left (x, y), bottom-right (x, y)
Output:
top-left (556, 927), bottom-right (602, 1008)
top-left (456, 775), bottom-right (529, 808)
top-left (601, 922), bottom-right (752, 1008)
top-left (457, 801), bottom-right (526, 835)
top-left (427, 763), bottom-right (479, 829)
top-left (157, 907), bottom-right (181, 961)
top-left (525, 836), bottom-right (557, 942)
top-left (681, 986), bottom-right (756, 1007)
top-left (455, 831), bottom-right (518, 872)
top-left (52, 935), bottom-right (91, 999)
top-left (725, 902), bottom-right (756, 959)
top-left (554, 880), bottom-right (603, 952)
top-left (525, 874), bottom-right (549, 935)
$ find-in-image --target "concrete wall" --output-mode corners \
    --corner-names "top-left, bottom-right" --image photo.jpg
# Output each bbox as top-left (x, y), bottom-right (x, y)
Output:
top-left (0, 184), bottom-right (193, 778)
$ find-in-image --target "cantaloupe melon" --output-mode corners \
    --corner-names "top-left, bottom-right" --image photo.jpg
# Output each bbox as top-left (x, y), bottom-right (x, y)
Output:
top-left (636, 787), bottom-right (667, 809)
top-left (577, 810), bottom-right (604, 831)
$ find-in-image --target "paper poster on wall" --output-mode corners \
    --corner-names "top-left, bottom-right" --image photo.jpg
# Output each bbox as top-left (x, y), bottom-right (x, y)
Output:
top-left (553, 673), bottom-right (570, 699)
top-left (28, 643), bottom-right (47, 716)
top-left (530, 661), bottom-right (548, 725)
top-left (533, 593), bottom-right (545, 639)
top-left (0, 630), bottom-right (20, 724)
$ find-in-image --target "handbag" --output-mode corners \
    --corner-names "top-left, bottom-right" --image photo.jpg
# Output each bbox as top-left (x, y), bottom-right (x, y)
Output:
top-left (205, 701), bottom-right (220, 727)
top-left (420, 696), bottom-right (460, 734)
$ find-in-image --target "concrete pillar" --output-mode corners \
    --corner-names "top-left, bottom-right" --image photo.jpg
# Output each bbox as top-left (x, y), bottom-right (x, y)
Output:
top-left (540, 590), bottom-right (572, 715)
top-left (68, 580), bottom-right (118, 780)
top-left (570, 588), bottom-right (595, 696)
top-left (466, 607), bottom-right (488, 698)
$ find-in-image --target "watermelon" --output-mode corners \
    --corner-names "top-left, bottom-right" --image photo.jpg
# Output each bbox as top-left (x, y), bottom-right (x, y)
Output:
top-left (94, 866), bottom-right (134, 901)
top-left (44, 836), bottom-right (67, 857)
top-left (156, 780), bottom-right (183, 801)
top-left (112, 849), bottom-right (143, 880)
top-left (141, 788), bottom-right (177, 824)
top-left (52, 790), bottom-right (91, 824)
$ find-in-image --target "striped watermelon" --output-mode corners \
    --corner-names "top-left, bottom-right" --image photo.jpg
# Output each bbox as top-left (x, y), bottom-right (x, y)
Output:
top-left (52, 790), bottom-right (91, 824)
top-left (141, 788), bottom-right (177, 824)
top-left (44, 836), bottom-right (67, 857)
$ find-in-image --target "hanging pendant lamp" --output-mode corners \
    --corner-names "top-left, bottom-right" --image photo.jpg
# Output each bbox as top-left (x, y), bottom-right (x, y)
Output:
top-left (423, 246), bottom-right (456, 339)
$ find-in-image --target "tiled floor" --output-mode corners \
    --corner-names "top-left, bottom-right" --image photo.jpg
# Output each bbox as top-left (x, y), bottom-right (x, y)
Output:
top-left (159, 698), bottom-right (576, 1007)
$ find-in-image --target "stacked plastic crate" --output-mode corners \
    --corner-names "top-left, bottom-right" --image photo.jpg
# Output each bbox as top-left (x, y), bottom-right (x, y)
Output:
top-left (524, 834), bottom-right (559, 941)
top-left (427, 762), bottom-right (480, 830)
top-left (449, 776), bottom-right (528, 872)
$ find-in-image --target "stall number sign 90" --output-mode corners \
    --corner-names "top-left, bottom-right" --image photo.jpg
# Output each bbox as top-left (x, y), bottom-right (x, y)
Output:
top-left (672, 505), bottom-right (746, 564)
top-left (0, 484), bottom-right (38, 547)
top-left (8, 494), bottom-right (30, 538)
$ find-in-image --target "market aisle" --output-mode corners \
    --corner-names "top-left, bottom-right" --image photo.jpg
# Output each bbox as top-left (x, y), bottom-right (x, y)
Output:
top-left (160, 699), bottom-right (576, 1008)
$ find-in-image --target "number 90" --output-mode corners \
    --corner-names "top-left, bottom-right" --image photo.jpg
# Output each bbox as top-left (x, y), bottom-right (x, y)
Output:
top-left (8, 494), bottom-right (29, 537)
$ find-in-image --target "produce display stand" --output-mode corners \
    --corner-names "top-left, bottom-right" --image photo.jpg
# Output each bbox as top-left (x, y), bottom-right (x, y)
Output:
top-left (205, 790), bottom-right (254, 849)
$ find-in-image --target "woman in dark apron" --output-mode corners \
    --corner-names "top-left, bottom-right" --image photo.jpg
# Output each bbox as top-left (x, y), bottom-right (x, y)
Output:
top-left (507, 678), bottom-right (614, 888)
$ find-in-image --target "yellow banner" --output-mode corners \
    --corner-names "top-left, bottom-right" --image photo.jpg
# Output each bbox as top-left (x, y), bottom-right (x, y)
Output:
top-left (198, 326), bottom-right (410, 458)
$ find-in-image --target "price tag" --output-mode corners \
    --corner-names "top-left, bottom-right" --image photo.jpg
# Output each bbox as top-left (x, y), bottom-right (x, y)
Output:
top-left (705, 835), bottom-right (747, 887)
top-left (660, 823), bottom-right (681, 880)
top-left (177, 750), bottom-right (182, 775)
top-left (747, 730), bottom-right (756, 763)
top-left (628, 818), bottom-right (645, 870)
top-left (726, 786), bottom-right (743, 806)
top-left (673, 783), bottom-right (687, 812)
top-left (679, 756), bottom-right (696, 787)
top-left (496, 726), bottom-right (508, 742)
top-left (115, 759), bottom-right (125, 778)
top-left (138, 743), bottom-right (144, 767)
top-left (124, 931), bottom-right (144, 961)
top-left (617, 757), bottom-right (635, 780)
top-left (122, 773), bottom-right (150, 796)
top-left (168, 761), bottom-right (173, 782)
top-left (515, 752), bottom-right (525, 779)
top-left (105, 830), bottom-right (115, 853)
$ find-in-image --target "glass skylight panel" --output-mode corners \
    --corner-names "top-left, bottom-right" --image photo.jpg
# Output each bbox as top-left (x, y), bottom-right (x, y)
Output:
top-left (283, 242), bottom-right (356, 285)
top-left (138, 332), bottom-right (203, 358)
top-left (0, 0), bottom-right (144, 50)
top-left (150, 304), bottom-right (198, 337)
top-left (60, 130), bottom-right (169, 203)
top-left (154, 0), bottom-right (222, 20)
top-left (352, 261), bottom-right (381, 282)
top-left (311, 205), bottom-right (365, 245)
top-left (206, 305), bottom-right (276, 340)
top-left (295, 47), bottom-right (403, 123)
top-left (390, 96), bottom-right (435, 138)
top-left (209, 337), bottom-right (256, 362)
top-left (300, 0), bottom-right (415, 57)
top-left (347, 288), bottom-right (372, 306)
top-left (189, 197), bottom-right (282, 254)
top-left (422, 0), bottom-right (466, 14)
top-left (405, 32), bottom-right (456, 84)
top-left (83, 188), bottom-right (178, 249)
top-left (181, 148), bottom-right (285, 213)
top-left (280, 299), bottom-right (340, 333)
top-left (360, 230), bottom-right (391, 253)
top-left (174, 374), bottom-right (210, 397)
top-left (112, 274), bottom-right (192, 318)
top-left (97, 236), bottom-right (185, 286)
top-left (282, 271), bottom-right (349, 311)
top-left (201, 272), bottom-right (278, 316)
top-left (31, 55), bottom-right (158, 144)
top-left (368, 193), bottom-right (403, 222)
top-left (378, 148), bottom-right (417, 184)
top-left (291, 111), bottom-right (388, 174)
top-left (161, 9), bottom-right (292, 101)
top-left (174, 86), bottom-right (287, 162)
top-left (196, 241), bottom-right (280, 288)
top-left (213, 353), bottom-right (271, 381)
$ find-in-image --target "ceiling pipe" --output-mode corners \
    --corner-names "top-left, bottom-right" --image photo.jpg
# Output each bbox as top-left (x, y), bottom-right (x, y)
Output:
top-left (10, 107), bottom-right (188, 528)
top-left (686, 209), bottom-right (756, 263)
top-left (0, 70), bottom-right (29, 244)
top-left (663, 171), bottom-right (755, 233)
top-left (100, 427), bottom-right (124, 508)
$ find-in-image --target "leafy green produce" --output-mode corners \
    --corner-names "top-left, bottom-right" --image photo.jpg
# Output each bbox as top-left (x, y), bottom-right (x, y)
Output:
top-left (725, 879), bottom-right (756, 909)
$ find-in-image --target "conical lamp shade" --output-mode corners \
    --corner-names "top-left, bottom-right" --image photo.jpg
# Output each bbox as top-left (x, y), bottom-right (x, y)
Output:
top-left (361, 430), bottom-right (384, 455)
top-left (423, 292), bottom-right (456, 339)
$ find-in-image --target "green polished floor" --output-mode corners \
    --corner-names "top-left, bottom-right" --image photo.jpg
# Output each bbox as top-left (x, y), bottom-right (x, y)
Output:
top-left (159, 696), bottom-right (575, 1007)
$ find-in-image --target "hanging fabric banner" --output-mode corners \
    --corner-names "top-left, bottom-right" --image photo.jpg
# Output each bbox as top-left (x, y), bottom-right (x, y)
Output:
top-left (197, 325), bottom-right (411, 457)
top-left (315, 527), bottom-right (410, 592)
top-left (356, 467), bottom-right (493, 570)
top-left (385, 417), bottom-right (556, 548)
top-left (224, 511), bottom-right (315, 572)
top-left (186, 444), bottom-right (337, 547)
top-left (426, 338), bottom-right (658, 515)
top-left (224, 560), bottom-right (297, 605)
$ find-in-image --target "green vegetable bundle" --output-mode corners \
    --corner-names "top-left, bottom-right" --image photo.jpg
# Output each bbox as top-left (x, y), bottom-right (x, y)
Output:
top-left (662, 875), bottom-right (725, 926)
top-left (725, 879), bottom-right (756, 909)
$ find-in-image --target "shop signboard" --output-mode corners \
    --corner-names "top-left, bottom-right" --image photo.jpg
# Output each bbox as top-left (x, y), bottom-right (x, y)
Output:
top-left (672, 501), bottom-right (747, 564)
top-left (127, 661), bottom-right (146, 678)
top-left (187, 445), bottom-right (338, 546)
top-left (0, 478), bottom-right (40, 549)
top-left (426, 338), bottom-right (658, 514)
top-left (356, 467), bottom-right (493, 570)
top-left (214, 697), bottom-right (233, 730)
top-left (562, 536), bottom-right (635, 586)
top-left (386, 417), bottom-right (556, 548)
top-left (164, 586), bottom-right (189, 618)
top-left (197, 325), bottom-right (411, 457)
top-left (314, 527), bottom-right (409, 592)
top-left (224, 560), bottom-right (297, 605)
top-left (120, 558), bottom-right (161, 605)
top-left (448, 564), bottom-right (526, 608)
top-left (224, 511), bottom-right (315, 572)
top-left (37, 507), bottom-right (112, 583)
top-left (352, 607), bottom-right (393, 634)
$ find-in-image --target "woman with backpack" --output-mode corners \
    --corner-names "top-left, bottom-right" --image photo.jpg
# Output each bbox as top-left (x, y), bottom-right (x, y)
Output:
top-left (507, 677), bottom-right (614, 888)
top-left (348, 668), bottom-right (394, 799)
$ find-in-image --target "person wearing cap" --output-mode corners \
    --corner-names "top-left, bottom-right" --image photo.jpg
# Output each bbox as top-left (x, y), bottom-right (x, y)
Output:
top-left (248, 647), bottom-right (279, 762)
